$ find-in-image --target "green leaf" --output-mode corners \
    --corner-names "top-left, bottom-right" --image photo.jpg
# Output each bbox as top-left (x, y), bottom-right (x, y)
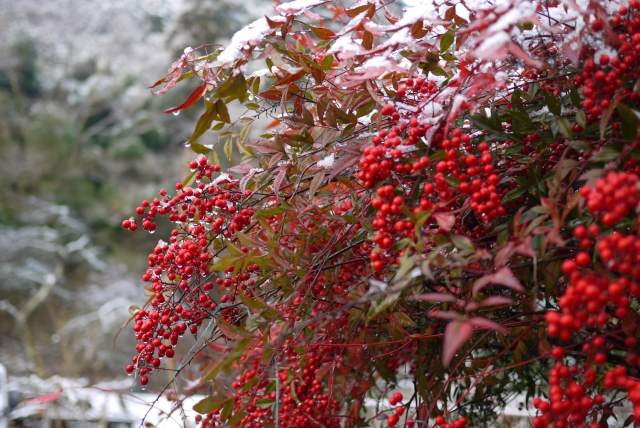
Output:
top-left (209, 150), bottom-right (221, 167)
top-left (430, 67), bottom-right (449, 78)
top-left (502, 187), bottom-right (527, 204)
top-left (450, 234), bottom-right (474, 252)
top-left (505, 143), bottom-right (523, 155)
top-left (567, 140), bottom-right (590, 151)
top-left (190, 100), bottom-right (219, 144)
top-left (215, 99), bottom-right (231, 123)
top-left (239, 122), bottom-right (252, 142)
top-left (470, 114), bottom-right (502, 132)
top-left (440, 30), bottom-right (455, 52)
top-left (445, 176), bottom-right (460, 188)
top-left (193, 396), bottom-right (233, 414)
top-left (590, 148), bottom-right (620, 163)
top-left (575, 110), bottom-right (586, 128)
top-left (209, 254), bottom-right (244, 272)
top-left (544, 91), bottom-right (561, 116)
top-left (392, 312), bottom-right (417, 328)
top-left (254, 398), bottom-right (275, 409)
top-left (556, 117), bottom-right (573, 139)
top-left (182, 170), bottom-right (197, 187)
top-left (224, 137), bottom-right (233, 163)
top-left (190, 143), bottom-right (212, 155)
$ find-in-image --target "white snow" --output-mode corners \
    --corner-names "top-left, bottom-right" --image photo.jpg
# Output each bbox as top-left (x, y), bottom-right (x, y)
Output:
top-left (473, 31), bottom-right (511, 60)
top-left (214, 18), bottom-right (275, 67)
top-left (317, 153), bottom-right (335, 168)
top-left (328, 36), bottom-right (364, 59)
top-left (276, 0), bottom-right (328, 16)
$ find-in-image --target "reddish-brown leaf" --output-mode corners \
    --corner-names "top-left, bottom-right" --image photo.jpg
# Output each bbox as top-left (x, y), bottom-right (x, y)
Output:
top-left (165, 82), bottom-right (207, 114)
top-left (443, 320), bottom-right (472, 367)
top-left (26, 389), bottom-right (63, 404)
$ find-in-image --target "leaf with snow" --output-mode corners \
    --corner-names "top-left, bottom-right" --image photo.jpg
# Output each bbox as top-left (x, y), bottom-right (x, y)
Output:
top-left (327, 36), bottom-right (364, 60)
top-left (443, 320), bottom-right (472, 367)
top-left (213, 17), bottom-right (280, 68)
top-left (229, 162), bottom-right (258, 174)
top-left (472, 267), bottom-right (525, 297)
top-left (276, 0), bottom-right (330, 16)
top-left (317, 153), bottom-right (335, 168)
top-left (239, 168), bottom-right (264, 194)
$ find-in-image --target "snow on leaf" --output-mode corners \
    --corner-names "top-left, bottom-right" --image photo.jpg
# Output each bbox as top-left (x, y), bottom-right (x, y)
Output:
top-left (327, 36), bottom-right (364, 60)
top-left (239, 168), bottom-right (264, 194)
top-left (443, 320), bottom-right (472, 367)
top-left (473, 31), bottom-right (511, 60)
top-left (276, 0), bottom-right (330, 16)
top-left (472, 267), bottom-right (525, 297)
top-left (386, 2), bottom-right (439, 30)
top-left (317, 153), bottom-right (335, 168)
top-left (229, 163), bottom-right (256, 174)
top-left (26, 389), bottom-right (63, 404)
top-left (470, 316), bottom-right (507, 333)
top-left (150, 56), bottom-right (187, 96)
top-left (213, 18), bottom-right (277, 68)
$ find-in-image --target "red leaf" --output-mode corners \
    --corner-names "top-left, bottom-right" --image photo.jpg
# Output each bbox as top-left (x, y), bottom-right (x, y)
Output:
top-left (26, 389), bottom-right (62, 404)
top-left (273, 167), bottom-right (288, 196)
top-left (433, 212), bottom-right (455, 232)
top-left (165, 83), bottom-right (207, 114)
top-left (408, 293), bottom-right (457, 303)
top-left (479, 296), bottom-right (514, 307)
top-left (443, 320), bottom-right (472, 367)
top-left (229, 162), bottom-right (257, 174)
top-left (472, 267), bottom-right (525, 297)
top-left (470, 317), bottom-right (507, 333)
top-left (326, 154), bottom-right (360, 183)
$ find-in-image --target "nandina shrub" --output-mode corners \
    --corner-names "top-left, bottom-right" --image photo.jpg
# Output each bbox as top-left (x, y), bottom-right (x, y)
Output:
top-left (122, 0), bottom-right (640, 426)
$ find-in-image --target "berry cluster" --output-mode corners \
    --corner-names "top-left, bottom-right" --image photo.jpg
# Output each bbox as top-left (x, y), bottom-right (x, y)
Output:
top-left (123, 155), bottom-right (256, 386)
top-left (580, 172), bottom-right (639, 227)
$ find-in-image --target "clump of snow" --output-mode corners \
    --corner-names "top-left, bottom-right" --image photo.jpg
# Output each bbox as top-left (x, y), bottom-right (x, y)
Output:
top-left (487, 0), bottom-right (536, 34)
top-left (353, 55), bottom-right (397, 79)
top-left (393, 2), bottom-right (440, 28)
top-left (474, 31), bottom-right (511, 60)
top-left (214, 18), bottom-right (275, 67)
top-left (276, 0), bottom-right (329, 16)
top-left (211, 172), bottom-right (232, 186)
top-left (328, 36), bottom-right (364, 59)
top-left (317, 153), bottom-right (335, 168)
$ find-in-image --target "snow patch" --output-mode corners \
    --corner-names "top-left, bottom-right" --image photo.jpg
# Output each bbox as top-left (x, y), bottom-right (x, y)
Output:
top-left (214, 18), bottom-right (275, 67)
top-left (328, 36), bottom-right (364, 59)
top-left (317, 153), bottom-right (335, 168)
top-left (276, 0), bottom-right (328, 15)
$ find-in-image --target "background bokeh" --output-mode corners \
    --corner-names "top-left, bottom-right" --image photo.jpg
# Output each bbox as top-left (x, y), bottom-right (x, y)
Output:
top-left (0, 0), bottom-right (269, 388)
